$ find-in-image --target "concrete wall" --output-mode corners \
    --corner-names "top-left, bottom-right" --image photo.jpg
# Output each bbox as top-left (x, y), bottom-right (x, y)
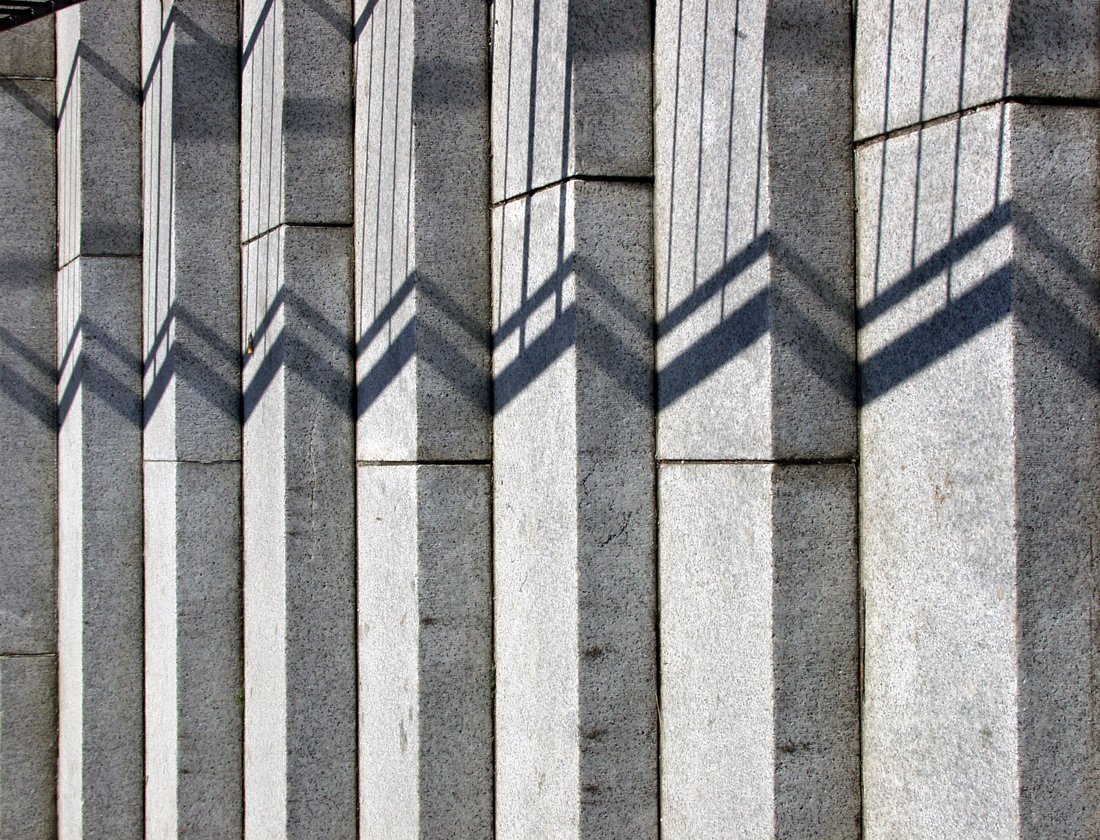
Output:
top-left (0, 1), bottom-right (1095, 837)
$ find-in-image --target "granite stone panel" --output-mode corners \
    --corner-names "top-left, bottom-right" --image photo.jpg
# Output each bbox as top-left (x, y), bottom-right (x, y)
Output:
top-left (56, 255), bottom-right (144, 840)
top-left (490, 0), bottom-right (652, 203)
top-left (493, 180), bottom-right (657, 840)
top-left (0, 655), bottom-right (57, 840)
top-left (145, 461), bottom-right (243, 839)
top-left (0, 76), bottom-right (56, 655)
top-left (659, 463), bottom-right (859, 839)
top-left (354, 0), bottom-right (490, 462)
top-left (859, 103), bottom-right (1099, 839)
top-left (242, 225), bottom-right (356, 839)
top-left (241, 0), bottom-right (353, 240)
top-left (654, 0), bottom-right (855, 460)
top-left (0, 13), bottom-right (55, 78)
top-left (855, 0), bottom-right (1100, 138)
top-left (55, 1), bottom-right (142, 266)
top-left (357, 464), bottom-right (492, 839)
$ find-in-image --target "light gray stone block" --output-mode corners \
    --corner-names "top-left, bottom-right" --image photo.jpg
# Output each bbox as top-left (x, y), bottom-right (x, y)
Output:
top-left (0, 655), bottom-right (57, 840)
top-left (56, 0), bottom-right (142, 266)
top-left (242, 225), bottom-right (356, 839)
top-left (654, 0), bottom-right (855, 461)
top-left (859, 103), bottom-right (1100, 839)
top-left (145, 461), bottom-right (242, 840)
top-left (493, 180), bottom-right (657, 839)
top-left (0, 13), bottom-right (55, 78)
top-left (490, 0), bottom-right (652, 203)
top-left (142, 0), bottom-right (241, 463)
top-left (658, 463), bottom-right (859, 839)
top-left (855, 0), bottom-right (1100, 139)
top-left (357, 464), bottom-right (492, 839)
top-left (354, 0), bottom-right (490, 461)
top-left (0, 76), bottom-right (56, 655)
top-left (241, 0), bottom-right (353, 241)
top-left (56, 255), bottom-right (144, 840)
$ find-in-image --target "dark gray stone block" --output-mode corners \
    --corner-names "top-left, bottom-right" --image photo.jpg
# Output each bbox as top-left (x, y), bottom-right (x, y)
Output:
top-left (0, 76), bottom-right (56, 655)
top-left (56, 255), bottom-right (144, 840)
top-left (859, 103), bottom-right (1100, 838)
top-left (0, 13), bottom-right (55, 78)
top-left (490, 0), bottom-right (653, 202)
top-left (855, 0), bottom-right (1100, 138)
top-left (0, 655), bottom-right (57, 840)
top-left (493, 180), bottom-right (657, 839)
top-left (354, 0), bottom-right (490, 462)
top-left (241, 0), bottom-right (353, 241)
top-left (242, 225), bottom-right (356, 839)
top-left (56, 1), bottom-right (142, 265)
top-left (357, 464), bottom-right (492, 839)
top-left (659, 463), bottom-right (859, 839)
top-left (654, 0), bottom-right (855, 460)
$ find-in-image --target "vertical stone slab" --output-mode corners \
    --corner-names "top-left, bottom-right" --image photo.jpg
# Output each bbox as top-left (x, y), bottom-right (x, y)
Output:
top-left (353, 1), bottom-right (492, 836)
top-left (490, 0), bottom-right (652, 203)
top-left (855, 0), bottom-right (1100, 139)
top-left (0, 655), bottom-right (57, 840)
top-left (493, 180), bottom-right (656, 839)
top-left (654, 0), bottom-right (855, 460)
top-left (241, 224), bottom-right (356, 839)
top-left (859, 103), bottom-right (1100, 838)
top-left (55, 3), bottom-right (144, 838)
top-left (240, 1), bottom-right (354, 836)
top-left (357, 464), bottom-right (492, 838)
top-left (141, 2), bottom-right (243, 836)
top-left (659, 464), bottom-right (858, 839)
top-left (1, 10), bottom-right (57, 662)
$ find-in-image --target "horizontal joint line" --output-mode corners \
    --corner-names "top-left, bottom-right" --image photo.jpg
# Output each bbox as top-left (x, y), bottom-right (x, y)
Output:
top-left (493, 174), bottom-right (654, 207)
top-left (241, 221), bottom-right (353, 247)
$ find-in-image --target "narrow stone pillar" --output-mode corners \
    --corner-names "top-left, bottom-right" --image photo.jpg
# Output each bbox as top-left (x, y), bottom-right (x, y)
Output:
top-left (353, 1), bottom-right (492, 837)
top-left (54, 2), bottom-right (144, 837)
top-left (0, 15), bottom-right (58, 839)
top-left (856, 3), bottom-right (1100, 835)
top-left (654, 0), bottom-right (860, 836)
top-left (239, 1), bottom-right (356, 836)
top-left (141, 2), bottom-right (242, 837)
top-left (491, 3), bottom-right (657, 836)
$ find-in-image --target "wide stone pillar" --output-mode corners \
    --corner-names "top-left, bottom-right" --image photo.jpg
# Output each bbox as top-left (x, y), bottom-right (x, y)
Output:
top-left (239, 1), bottom-right (356, 837)
top-left (0, 16), bottom-right (58, 839)
top-left (54, 2), bottom-right (144, 837)
top-left (353, 0), bottom-right (492, 837)
top-left (857, 2), bottom-right (1100, 828)
top-left (491, 6), bottom-right (656, 835)
top-left (653, 1), bottom-right (860, 837)
top-left (141, 2), bottom-right (242, 837)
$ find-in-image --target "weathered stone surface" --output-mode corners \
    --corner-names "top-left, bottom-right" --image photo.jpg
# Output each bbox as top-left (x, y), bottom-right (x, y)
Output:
top-left (654, 0), bottom-right (855, 460)
top-left (659, 463), bottom-right (859, 839)
top-left (0, 13), bottom-right (55, 78)
top-left (242, 224), bottom-right (356, 839)
top-left (859, 103), bottom-right (1100, 839)
top-left (0, 654), bottom-right (57, 840)
top-left (354, 0), bottom-right (490, 462)
top-left (357, 464), bottom-right (492, 839)
top-left (57, 255), bottom-right (144, 840)
top-left (241, 0), bottom-right (353, 240)
top-left (493, 180), bottom-right (657, 839)
top-left (490, 0), bottom-right (652, 203)
top-left (144, 461), bottom-right (242, 839)
top-left (56, 0), bottom-right (142, 265)
top-left (0, 76), bottom-right (56, 654)
top-left (142, 0), bottom-right (240, 463)
top-left (855, 0), bottom-right (1100, 139)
